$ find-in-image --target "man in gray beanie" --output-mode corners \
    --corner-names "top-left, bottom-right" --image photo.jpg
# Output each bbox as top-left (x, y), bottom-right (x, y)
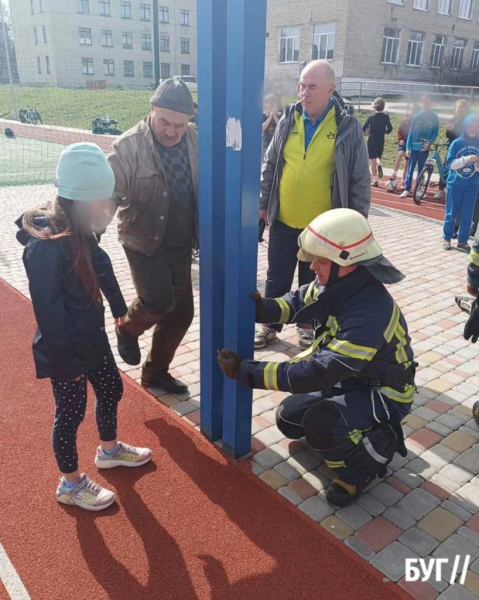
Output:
top-left (107, 77), bottom-right (197, 394)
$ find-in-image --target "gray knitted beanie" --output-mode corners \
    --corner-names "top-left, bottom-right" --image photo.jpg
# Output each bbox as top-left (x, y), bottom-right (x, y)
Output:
top-left (150, 77), bottom-right (194, 115)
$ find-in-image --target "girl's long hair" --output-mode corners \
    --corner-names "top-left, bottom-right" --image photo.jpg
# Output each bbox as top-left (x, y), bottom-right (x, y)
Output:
top-left (23, 196), bottom-right (100, 302)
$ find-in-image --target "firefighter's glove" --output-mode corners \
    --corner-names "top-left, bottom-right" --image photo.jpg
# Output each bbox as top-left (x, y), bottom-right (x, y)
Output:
top-left (217, 349), bottom-right (243, 380)
top-left (251, 291), bottom-right (264, 320)
top-left (465, 300), bottom-right (479, 343)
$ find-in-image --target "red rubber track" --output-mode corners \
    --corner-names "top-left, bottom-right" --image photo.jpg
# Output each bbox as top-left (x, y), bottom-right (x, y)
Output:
top-left (371, 183), bottom-right (445, 221)
top-left (0, 279), bottom-right (411, 600)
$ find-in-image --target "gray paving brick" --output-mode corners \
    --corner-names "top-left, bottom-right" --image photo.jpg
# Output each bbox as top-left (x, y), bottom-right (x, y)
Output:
top-left (170, 401), bottom-right (197, 416)
top-left (395, 468), bottom-right (424, 488)
top-left (454, 449), bottom-right (479, 475)
top-left (368, 482), bottom-right (404, 507)
top-left (441, 464), bottom-right (474, 485)
top-left (356, 494), bottom-right (386, 517)
top-left (288, 450), bottom-right (322, 473)
top-left (422, 445), bottom-right (460, 469)
top-left (398, 488), bottom-right (441, 520)
top-left (407, 457), bottom-right (439, 479)
top-left (274, 461), bottom-right (301, 482)
top-left (441, 500), bottom-right (472, 522)
top-left (471, 557), bottom-right (479, 575)
top-left (383, 507), bottom-right (417, 530)
top-left (344, 536), bottom-right (376, 561)
top-left (398, 527), bottom-right (439, 557)
top-left (427, 422), bottom-right (453, 438)
top-left (437, 585), bottom-right (477, 600)
top-left (388, 453), bottom-right (410, 471)
top-left (253, 447), bottom-right (287, 469)
top-left (251, 462), bottom-right (264, 476)
top-left (413, 407), bottom-right (441, 421)
top-left (433, 534), bottom-right (479, 568)
top-left (432, 474), bottom-right (463, 493)
top-left (298, 497), bottom-right (335, 522)
top-left (450, 484), bottom-right (479, 514)
top-left (337, 504), bottom-right (372, 530)
top-left (448, 410), bottom-right (472, 425)
top-left (278, 486), bottom-right (303, 506)
top-left (255, 426), bottom-right (285, 446)
top-left (458, 526), bottom-right (479, 548)
top-left (370, 542), bottom-right (418, 582)
top-left (459, 426), bottom-right (479, 442)
top-left (437, 414), bottom-right (467, 429)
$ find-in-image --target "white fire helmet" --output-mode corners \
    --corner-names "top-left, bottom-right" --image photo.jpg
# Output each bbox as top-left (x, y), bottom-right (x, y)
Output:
top-left (297, 208), bottom-right (404, 284)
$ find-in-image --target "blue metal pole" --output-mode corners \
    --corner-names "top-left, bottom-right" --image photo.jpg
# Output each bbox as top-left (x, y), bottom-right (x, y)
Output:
top-left (222, 0), bottom-right (267, 458)
top-left (197, 0), bottom-right (227, 441)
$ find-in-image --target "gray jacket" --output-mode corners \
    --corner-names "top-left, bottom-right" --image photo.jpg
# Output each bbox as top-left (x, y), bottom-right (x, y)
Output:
top-left (260, 92), bottom-right (371, 225)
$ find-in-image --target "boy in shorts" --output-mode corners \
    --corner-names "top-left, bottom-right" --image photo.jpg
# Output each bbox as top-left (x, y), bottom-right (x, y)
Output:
top-left (363, 98), bottom-right (393, 187)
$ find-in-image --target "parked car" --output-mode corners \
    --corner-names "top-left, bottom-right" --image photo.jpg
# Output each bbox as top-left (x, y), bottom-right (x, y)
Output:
top-left (178, 76), bottom-right (197, 93)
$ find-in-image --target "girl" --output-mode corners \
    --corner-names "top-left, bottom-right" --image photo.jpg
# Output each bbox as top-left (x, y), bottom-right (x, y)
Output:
top-left (443, 115), bottom-right (479, 253)
top-left (17, 143), bottom-right (152, 511)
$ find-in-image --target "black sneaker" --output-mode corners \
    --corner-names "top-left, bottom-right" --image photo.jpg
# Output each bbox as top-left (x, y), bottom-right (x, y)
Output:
top-left (326, 478), bottom-right (371, 507)
top-left (471, 225), bottom-right (477, 239)
top-left (457, 242), bottom-right (471, 254)
top-left (452, 226), bottom-right (459, 240)
top-left (377, 164), bottom-right (384, 179)
top-left (116, 327), bottom-right (141, 366)
top-left (141, 372), bottom-right (189, 395)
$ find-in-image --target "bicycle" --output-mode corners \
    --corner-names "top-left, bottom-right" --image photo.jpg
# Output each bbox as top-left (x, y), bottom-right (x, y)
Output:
top-left (413, 141), bottom-right (449, 205)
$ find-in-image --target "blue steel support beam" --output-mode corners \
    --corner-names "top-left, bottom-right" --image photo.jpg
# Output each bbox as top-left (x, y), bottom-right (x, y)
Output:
top-left (197, 0), bottom-right (227, 441)
top-left (222, 0), bottom-right (267, 457)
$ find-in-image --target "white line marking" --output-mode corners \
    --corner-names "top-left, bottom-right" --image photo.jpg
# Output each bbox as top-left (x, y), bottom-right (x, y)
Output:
top-left (0, 542), bottom-right (31, 600)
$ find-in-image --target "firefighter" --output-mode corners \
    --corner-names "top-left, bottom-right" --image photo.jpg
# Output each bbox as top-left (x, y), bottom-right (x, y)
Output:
top-left (218, 208), bottom-right (415, 507)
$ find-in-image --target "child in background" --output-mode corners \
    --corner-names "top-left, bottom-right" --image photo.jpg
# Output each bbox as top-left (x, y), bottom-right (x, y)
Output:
top-left (17, 143), bottom-right (152, 511)
top-left (389, 106), bottom-right (414, 189)
top-left (443, 115), bottom-right (479, 253)
top-left (362, 98), bottom-right (393, 187)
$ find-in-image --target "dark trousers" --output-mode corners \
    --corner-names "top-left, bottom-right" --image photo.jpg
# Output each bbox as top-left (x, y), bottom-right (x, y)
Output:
top-left (404, 150), bottom-right (429, 192)
top-left (51, 352), bottom-right (123, 473)
top-left (122, 245), bottom-right (194, 382)
top-left (276, 385), bottom-right (409, 484)
top-left (265, 220), bottom-right (315, 332)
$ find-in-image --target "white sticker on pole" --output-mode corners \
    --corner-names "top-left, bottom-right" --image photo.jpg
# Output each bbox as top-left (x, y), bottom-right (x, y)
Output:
top-left (226, 118), bottom-right (242, 151)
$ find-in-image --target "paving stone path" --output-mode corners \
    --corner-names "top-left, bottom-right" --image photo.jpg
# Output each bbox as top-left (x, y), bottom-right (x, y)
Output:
top-left (3, 184), bottom-right (479, 600)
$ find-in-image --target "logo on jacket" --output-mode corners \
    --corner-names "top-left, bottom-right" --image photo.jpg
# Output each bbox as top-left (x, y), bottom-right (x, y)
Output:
top-left (327, 132), bottom-right (336, 140)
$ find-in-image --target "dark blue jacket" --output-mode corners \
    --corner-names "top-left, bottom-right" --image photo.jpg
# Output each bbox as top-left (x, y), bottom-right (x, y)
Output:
top-left (240, 268), bottom-right (415, 406)
top-left (16, 215), bottom-right (127, 381)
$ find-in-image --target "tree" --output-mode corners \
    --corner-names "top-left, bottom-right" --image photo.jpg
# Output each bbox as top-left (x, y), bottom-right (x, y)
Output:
top-left (0, 2), bottom-right (19, 85)
top-left (428, 53), bottom-right (479, 91)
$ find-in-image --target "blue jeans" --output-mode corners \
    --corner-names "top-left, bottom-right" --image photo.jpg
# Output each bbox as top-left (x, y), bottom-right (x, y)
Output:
top-left (444, 185), bottom-right (478, 243)
top-left (404, 150), bottom-right (429, 192)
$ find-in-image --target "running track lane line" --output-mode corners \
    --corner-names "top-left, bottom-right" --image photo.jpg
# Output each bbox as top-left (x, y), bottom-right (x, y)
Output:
top-left (0, 543), bottom-right (31, 600)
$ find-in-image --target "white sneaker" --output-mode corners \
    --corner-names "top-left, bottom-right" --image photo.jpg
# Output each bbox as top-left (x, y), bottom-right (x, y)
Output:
top-left (399, 190), bottom-right (409, 198)
top-left (56, 474), bottom-right (116, 511)
top-left (254, 325), bottom-right (277, 349)
top-left (298, 328), bottom-right (315, 350)
top-left (434, 190), bottom-right (445, 199)
top-left (95, 441), bottom-right (152, 469)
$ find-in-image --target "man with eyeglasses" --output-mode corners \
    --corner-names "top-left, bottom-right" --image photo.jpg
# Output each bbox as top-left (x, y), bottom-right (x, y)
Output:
top-left (256, 60), bottom-right (370, 351)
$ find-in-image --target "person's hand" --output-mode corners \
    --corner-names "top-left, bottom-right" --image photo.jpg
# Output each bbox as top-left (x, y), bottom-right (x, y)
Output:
top-left (465, 301), bottom-right (479, 343)
top-left (421, 143), bottom-right (430, 152)
top-left (399, 140), bottom-right (405, 146)
top-left (259, 209), bottom-right (268, 226)
top-left (217, 349), bottom-right (243, 380)
top-left (251, 291), bottom-right (264, 319)
top-left (469, 155), bottom-right (479, 164)
top-left (467, 284), bottom-right (479, 297)
top-left (406, 150), bottom-right (411, 158)
top-left (115, 314), bottom-right (127, 327)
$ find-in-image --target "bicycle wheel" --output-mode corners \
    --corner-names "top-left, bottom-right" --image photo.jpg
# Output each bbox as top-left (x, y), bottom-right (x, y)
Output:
top-left (413, 169), bottom-right (431, 205)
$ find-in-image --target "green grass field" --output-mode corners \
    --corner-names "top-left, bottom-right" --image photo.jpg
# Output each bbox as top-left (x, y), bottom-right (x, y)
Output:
top-left (0, 136), bottom-right (64, 186)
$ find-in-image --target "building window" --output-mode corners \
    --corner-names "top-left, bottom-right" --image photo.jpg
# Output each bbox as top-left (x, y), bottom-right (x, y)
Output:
top-left (122, 31), bottom-right (133, 49)
top-left (438, 0), bottom-right (453, 14)
top-left (82, 58), bottom-right (94, 75)
top-left (406, 31), bottom-right (424, 66)
top-left (121, 1), bottom-right (131, 19)
top-left (181, 64), bottom-right (190, 76)
top-left (42, 26), bottom-right (47, 43)
top-left (99, 0), bottom-right (111, 16)
top-left (34, 27), bottom-right (38, 45)
top-left (30, 0), bottom-right (34, 14)
top-left (452, 38), bottom-right (467, 68)
top-left (279, 27), bottom-right (300, 63)
top-left (388, 0), bottom-right (404, 4)
top-left (78, 0), bottom-right (90, 14)
top-left (37, 56), bottom-right (41, 74)
top-left (140, 4), bottom-right (151, 21)
top-left (311, 23), bottom-right (335, 61)
top-left (79, 28), bottom-right (92, 46)
top-left (430, 35), bottom-right (446, 67)
top-left (102, 30), bottom-right (113, 47)
top-left (103, 58), bottom-right (115, 75)
top-left (180, 9), bottom-right (190, 26)
top-left (159, 6), bottom-right (169, 22)
top-left (143, 61), bottom-right (153, 77)
top-left (45, 55), bottom-right (50, 73)
top-left (458, 0), bottom-right (472, 19)
top-left (160, 34), bottom-right (170, 52)
top-left (181, 37), bottom-right (190, 54)
top-left (471, 41), bottom-right (479, 70)
top-left (141, 33), bottom-right (152, 50)
top-left (413, 0), bottom-right (430, 9)
top-left (381, 27), bottom-right (400, 64)
top-left (161, 62), bottom-right (170, 79)
top-left (39, 0), bottom-right (43, 11)
top-left (124, 60), bottom-right (134, 77)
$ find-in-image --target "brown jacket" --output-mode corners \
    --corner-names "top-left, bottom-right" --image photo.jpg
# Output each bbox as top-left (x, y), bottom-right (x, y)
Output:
top-left (107, 117), bottom-right (198, 256)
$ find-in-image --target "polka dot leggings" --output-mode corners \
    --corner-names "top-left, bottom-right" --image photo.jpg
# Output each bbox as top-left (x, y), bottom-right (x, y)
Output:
top-left (51, 351), bottom-right (123, 474)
